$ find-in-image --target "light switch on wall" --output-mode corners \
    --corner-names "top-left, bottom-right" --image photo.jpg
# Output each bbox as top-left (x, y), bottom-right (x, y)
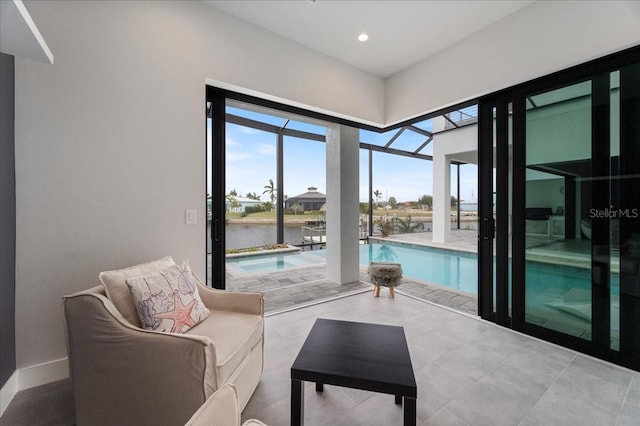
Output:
top-left (186, 209), bottom-right (197, 225)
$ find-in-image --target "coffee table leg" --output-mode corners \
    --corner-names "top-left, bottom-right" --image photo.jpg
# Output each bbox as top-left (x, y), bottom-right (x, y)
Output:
top-left (403, 397), bottom-right (416, 426)
top-left (291, 379), bottom-right (304, 426)
top-left (316, 382), bottom-right (324, 393)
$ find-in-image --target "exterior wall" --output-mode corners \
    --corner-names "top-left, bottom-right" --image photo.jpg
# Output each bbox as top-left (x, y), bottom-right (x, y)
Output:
top-left (285, 198), bottom-right (326, 211)
top-left (432, 125), bottom-right (478, 242)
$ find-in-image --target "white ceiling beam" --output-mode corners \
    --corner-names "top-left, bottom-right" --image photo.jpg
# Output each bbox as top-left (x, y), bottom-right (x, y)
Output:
top-left (0, 0), bottom-right (53, 64)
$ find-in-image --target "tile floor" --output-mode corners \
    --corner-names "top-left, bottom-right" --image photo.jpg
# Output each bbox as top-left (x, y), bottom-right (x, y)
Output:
top-left (2, 292), bottom-right (639, 425)
top-left (243, 292), bottom-right (640, 426)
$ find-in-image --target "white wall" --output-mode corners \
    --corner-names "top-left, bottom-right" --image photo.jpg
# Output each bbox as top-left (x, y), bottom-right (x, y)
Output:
top-left (13, 0), bottom-right (384, 375)
top-left (386, 0), bottom-right (640, 125)
top-left (526, 178), bottom-right (564, 212)
top-left (431, 125), bottom-right (478, 242)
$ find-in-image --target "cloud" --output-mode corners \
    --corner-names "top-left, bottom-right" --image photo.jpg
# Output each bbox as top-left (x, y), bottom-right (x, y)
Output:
top-left (226, 136), bottom-right (239, 147)
top-left (226, 151), bottom-right (254, 162)
top-left (238, 127), bottom-right (261, 135)
top-left (257, 143), bottom-right (276, 156)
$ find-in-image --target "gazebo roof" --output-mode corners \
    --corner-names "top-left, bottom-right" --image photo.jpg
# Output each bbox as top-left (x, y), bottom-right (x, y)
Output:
top-left (288, 186), bottom-right (326, 200)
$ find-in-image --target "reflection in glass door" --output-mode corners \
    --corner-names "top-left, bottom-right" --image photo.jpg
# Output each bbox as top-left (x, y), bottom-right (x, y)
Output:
top-left (524, 81), bottom-right (595, 341)
top-left (519, 62), bottom-right (640, 364)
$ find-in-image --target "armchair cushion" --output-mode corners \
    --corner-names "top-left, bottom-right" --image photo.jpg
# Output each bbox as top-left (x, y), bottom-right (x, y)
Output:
top-left (186, 309), bottom-right (263, 385)
top-left (99, 255), bottom-right (176, 327)
top-left (126, 260), bottom-right (210, 333)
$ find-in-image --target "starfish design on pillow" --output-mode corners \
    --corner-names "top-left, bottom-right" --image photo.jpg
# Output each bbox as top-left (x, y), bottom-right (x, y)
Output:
top-left (154, 292), bottom-right (197, 333)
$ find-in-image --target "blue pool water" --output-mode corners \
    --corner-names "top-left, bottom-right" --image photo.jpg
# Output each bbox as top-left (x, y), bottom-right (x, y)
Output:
top-left (226, 251), bottom-right (324, 274)
top-left (227, 243), bottom-right (618, 301)
top-left (312, 243), bottom-right (478, 293)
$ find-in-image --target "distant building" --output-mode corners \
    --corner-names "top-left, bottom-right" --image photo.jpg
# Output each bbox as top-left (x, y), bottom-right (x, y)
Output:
top-left (284, 187), bottom-right (326, 212)
top-left (226, 196), bottom-right (262, 213)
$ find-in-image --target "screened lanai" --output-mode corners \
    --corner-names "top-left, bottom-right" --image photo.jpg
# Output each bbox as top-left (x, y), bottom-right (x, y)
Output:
top-left (206, 99), bottom-right (480, 256)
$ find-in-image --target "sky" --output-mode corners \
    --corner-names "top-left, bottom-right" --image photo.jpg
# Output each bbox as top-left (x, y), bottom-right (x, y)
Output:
top-left (207, 107), bottom-right (478, 204)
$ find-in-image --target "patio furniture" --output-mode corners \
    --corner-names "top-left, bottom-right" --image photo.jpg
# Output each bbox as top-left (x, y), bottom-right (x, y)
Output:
top-left (291, 319), bottom-right (417, 425)
top-left (62, 257), bottom-right (264, 426)
top-left (368, 262), bottom-right (403, 297)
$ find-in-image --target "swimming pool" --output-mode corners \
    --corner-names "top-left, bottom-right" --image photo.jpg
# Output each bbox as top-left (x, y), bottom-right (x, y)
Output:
top-left (226, 243), bottom-right (478, 292)
top-left (226, 250), bottom-right (325, 274)
top-left (226, 242), bottom-right (618, 305)
top-left (313, 243), bottom-right (478, 293)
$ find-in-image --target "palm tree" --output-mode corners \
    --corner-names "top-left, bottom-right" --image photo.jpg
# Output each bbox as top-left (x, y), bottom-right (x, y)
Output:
top-left (395, 215), bottom-right (424, 234)
top-left (263, 179), bottom-right (276, 204)
top-left (373, 189), bottom-right (382, 208)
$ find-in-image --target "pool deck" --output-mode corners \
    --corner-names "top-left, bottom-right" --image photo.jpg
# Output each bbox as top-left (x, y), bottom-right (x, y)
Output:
top-left (221, 229), bottom-right (479, 316)
top-left (376, 229), bottom-right (478, 253)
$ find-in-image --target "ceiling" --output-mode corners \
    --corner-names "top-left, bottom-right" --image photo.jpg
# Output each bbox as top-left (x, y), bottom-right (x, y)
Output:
top-left (203, 0), bottom-right (535, 78)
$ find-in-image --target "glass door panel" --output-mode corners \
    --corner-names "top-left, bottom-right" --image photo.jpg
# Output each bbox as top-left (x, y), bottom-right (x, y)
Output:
top-left (480, 47), bottom-right (640, 370)
top-left (524, 81), bottom-right (593, 339)
top-left (610, 70), bottom-right (620, 351)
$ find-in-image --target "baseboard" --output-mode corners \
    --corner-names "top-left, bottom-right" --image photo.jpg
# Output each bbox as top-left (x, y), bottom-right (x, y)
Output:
top-left (18, 357), bottom-right (69, 390)
top-left (0, 357), bottom-right (69, 418)
top-left (0, 370), bottom-right (18, 417)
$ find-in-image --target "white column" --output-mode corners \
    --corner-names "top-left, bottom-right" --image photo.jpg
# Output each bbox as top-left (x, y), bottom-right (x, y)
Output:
top-left (432, 150), bottom-right (451, 243)
top-left (325, 125), bottom-right (360, 284)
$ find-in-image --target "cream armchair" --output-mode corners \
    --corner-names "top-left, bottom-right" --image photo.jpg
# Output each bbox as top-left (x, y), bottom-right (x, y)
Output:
top-left (185, 384), bottom-right (267, 426)
top-left (63, 276), bottom-right (264, 426)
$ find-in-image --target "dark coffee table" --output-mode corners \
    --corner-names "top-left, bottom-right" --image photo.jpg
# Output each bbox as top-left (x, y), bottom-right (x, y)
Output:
top-left (291, 318), bottom-right (417, 425)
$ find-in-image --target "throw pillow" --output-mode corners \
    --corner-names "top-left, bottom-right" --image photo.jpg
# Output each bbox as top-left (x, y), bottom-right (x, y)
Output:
top-left (126, 260), bottom-right (210, 333)
top-left (99, 256), bottom-right (177, 327)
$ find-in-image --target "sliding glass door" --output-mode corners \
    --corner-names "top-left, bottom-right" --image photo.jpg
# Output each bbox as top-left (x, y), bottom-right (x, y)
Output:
top-left (523, 80), bottom-right (595, 342)
top-left (479, 47), bottom-right (640, 370)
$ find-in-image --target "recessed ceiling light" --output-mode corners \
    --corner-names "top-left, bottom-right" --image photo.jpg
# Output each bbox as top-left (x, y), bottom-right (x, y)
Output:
top-left (358, 33), bottom-right (369, 42)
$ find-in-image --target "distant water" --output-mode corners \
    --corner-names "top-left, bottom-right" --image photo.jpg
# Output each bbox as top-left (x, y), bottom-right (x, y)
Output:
top-left (459, 203), bottom-right (478, 211)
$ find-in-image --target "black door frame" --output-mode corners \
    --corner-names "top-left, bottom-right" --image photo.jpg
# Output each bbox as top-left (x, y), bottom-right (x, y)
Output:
top-left (205, 88), bottom-right (476, 291)
top-left (208, 87), bottom-right (226, 289)
top-left (478, 94), bottom-right (511, 327)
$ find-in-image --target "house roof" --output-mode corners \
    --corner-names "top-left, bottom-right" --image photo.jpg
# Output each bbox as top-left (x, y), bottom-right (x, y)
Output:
top-left (230, 197), bottom-right (262, 204)
top-left (288, 187), bottom-right (326, 201)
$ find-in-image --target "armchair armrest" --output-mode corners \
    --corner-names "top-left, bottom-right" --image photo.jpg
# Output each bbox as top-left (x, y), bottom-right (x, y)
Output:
top-left (186, 384), bottom-right (268, 426)
top-left (63, 291), bottom-right (218, 426)
top-left (197, 281), bottom-right (264, 316)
